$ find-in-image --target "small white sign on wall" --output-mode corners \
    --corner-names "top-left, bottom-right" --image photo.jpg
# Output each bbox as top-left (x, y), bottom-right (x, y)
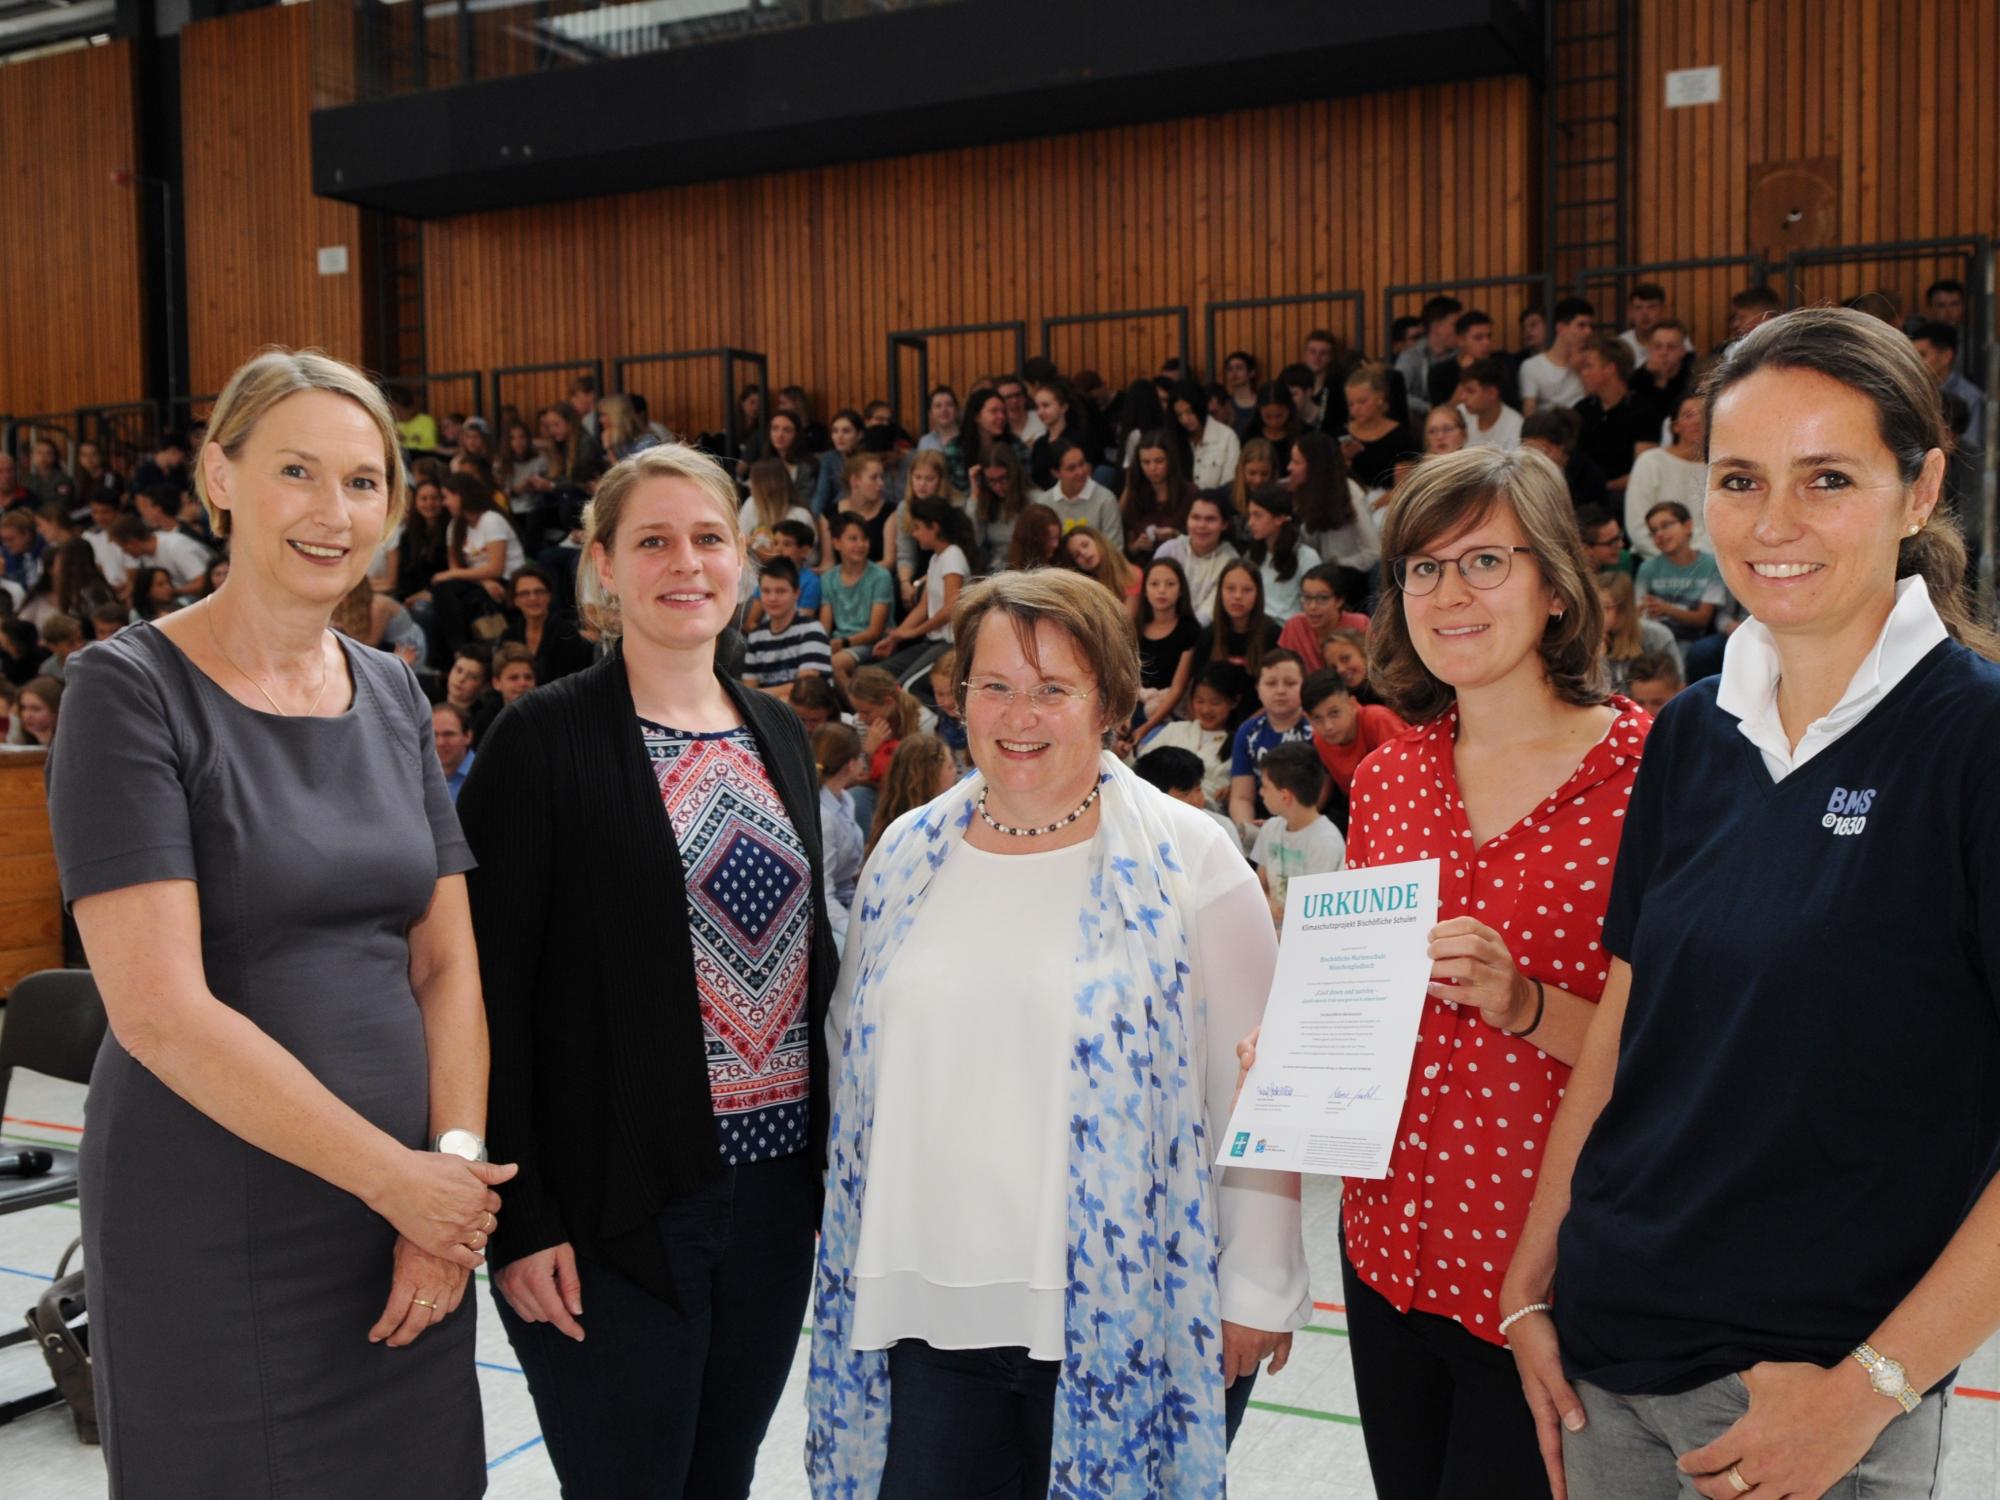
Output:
top-left (317, 244), bottom-right (350, 277)
top-left (1665, 66), bottom-right (1722, 108)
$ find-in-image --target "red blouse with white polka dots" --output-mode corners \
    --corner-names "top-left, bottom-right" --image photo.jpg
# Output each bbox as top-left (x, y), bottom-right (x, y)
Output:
top-left (1339, 698), bottom-right (1651, 1346)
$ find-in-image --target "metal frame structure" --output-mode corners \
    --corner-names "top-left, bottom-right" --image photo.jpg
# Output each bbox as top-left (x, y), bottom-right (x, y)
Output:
top-left (886, 320), bottom-right (1028, 433)
top-left (1783, 235), bottom-right (1995, 374)
top-left (1204, 291), bottom-right (1367, 383)
top-left (1574, 254), bottom-right (1772, 303)
top-left (489, 359), bottom-right (606, 428)
top-left (1041, 305), bottom-right (1190, 377)
top-left (612, 347), bottom-right (770, 459)
top-left (1382, 273), bottom-right (1557, 361)
top-left (0, 413), bottom-right (76, 461)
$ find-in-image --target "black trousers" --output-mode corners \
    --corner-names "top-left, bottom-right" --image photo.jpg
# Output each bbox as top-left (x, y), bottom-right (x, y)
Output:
top-left (1340, 1245), bottom-right (1553, 1500)
top-left (877, 1338), bottom-right (1259, 1500)
top-left (494, 1151), bottom-right (818, 1499)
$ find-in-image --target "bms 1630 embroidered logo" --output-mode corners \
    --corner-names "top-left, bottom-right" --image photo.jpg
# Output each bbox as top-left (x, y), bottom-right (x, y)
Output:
top-left (1822, 786), bottom-right (1875, 837)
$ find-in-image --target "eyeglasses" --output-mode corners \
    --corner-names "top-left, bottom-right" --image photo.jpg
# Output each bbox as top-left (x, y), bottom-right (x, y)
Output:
top-left (1391, 546), bottom-right (1535, 596)
top-left (966, 680), bottom-right (1096, 712)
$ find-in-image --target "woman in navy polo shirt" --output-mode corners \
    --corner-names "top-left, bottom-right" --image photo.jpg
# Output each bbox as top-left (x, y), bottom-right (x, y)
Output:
top-left (1503, 307), bottom-right (2000, 1499)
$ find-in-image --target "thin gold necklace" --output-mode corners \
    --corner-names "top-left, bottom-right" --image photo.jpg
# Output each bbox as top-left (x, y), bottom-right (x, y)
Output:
top-left (207, 602), bottom-right (331, 717)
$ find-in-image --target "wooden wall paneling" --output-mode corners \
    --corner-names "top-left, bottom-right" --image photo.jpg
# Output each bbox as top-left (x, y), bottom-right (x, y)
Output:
top-left (181, 5), bottom-right (369, 397)
top-left (0, 40), bottom-right (146, 420)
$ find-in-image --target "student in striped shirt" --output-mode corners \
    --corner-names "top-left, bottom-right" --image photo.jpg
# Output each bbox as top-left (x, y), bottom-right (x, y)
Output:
top-left (741, 557), bottom-right (832, 702)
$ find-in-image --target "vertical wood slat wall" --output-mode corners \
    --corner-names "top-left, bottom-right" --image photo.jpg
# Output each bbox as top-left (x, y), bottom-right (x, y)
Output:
top-left (180, 4), bottom-right (370, 399)
top-left (421, 77), bottom-right (1537, 438)
top-left (0, 40), bottom-right (146, 421)
top-left (1630, 0), bottom-right (2000, 350)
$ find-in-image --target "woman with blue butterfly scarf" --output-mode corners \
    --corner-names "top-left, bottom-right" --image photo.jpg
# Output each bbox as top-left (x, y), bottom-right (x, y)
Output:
top-left (808, 567), bottom-right (1311, 1499)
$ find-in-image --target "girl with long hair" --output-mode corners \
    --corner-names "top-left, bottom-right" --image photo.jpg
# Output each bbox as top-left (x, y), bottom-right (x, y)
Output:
top-left (893, 449), bottom-right (965, 606)
top-left (863, 731), bottom-right (956, 856)
top-left (1061, 525), bottom-right (1138, 609)
top-left (1143, 659), bottom-right (1254, 809)
top-left (1595, 568), bottom-right (1680, 697)
top-left (1004, 502), bottom-right (1064, 572)
top-left (1201, 559), bottom-right (1279, 679)
top-left (1119, 429), bottom-right (1196, 565)
top-left (1251, 381), bottom-right (1300, 476)
top-left (873, 498), bottom-right (976, 686)
top-left (1132, 557), bottom-right (1201, 744)
top-left (1243, 487), bottom-right (1321, 622)
top-left (1287, 430), bottom-right (1380, 571)
top-left (847, 665), bottom-right (925, 789)
top-left (970, 439), bottom-right (1030, 565)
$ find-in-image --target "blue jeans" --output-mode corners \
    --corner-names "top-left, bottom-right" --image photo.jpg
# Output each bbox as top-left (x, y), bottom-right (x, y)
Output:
top-left (876, 1338), bottom-right (1258, 1499)
top-left (1565, 1371), bottom-right (1951, 1498)
top-left (493, 1151), bottom-right (818, 1499)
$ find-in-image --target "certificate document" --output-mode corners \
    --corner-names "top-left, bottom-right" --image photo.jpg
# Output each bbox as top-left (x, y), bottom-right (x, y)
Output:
top-left (1217, 859), bottom-right (1440, 1178)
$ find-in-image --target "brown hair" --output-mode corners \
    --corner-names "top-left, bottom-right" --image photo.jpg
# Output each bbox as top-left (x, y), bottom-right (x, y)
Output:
top-left (867, 733), bottom-right (952, 854)
top-left (811, 720), bottom-right (862, 783)
top-left (491, 641), bottom-right (536, 676)
top-left (847, 666), bottom-right (923, 739)
top-left (1369, 446), bottom-right (1609, 721)
top-left (577, 443), bottom-right (743, 640)
top-left (1582, 333), bottom-right (1634, 382)
top-left (1005, 503), bottom-right (1063, 571)
top-left (1060, 524), bottom-right (1136, 599)
top-left (950, 567), bottom-right (1139, 732)
top-left (1702, 305), bottom-right (2000, 660)
top-left (1596, 570), bottom-right (1643, 661)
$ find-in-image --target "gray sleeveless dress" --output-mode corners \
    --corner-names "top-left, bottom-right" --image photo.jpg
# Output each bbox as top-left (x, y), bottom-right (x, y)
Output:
top-left (46, 624), bottom-right (484, 1498)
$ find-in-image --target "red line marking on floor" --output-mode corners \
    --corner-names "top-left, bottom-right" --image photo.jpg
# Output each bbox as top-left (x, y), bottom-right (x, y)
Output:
top-left (1954, 1385), bottom-right (2000, 1401)
top-left (2, 1116), bottom-right (81, 1133)
top-left (1312, 1301), bottom-right (1346, 1314)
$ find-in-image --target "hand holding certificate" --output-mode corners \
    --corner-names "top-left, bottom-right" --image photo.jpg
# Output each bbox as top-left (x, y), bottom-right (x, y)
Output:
top-left (1218, 859), bottom-right (1440, 1178)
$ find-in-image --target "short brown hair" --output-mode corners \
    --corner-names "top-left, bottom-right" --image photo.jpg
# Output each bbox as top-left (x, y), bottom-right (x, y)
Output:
top-left (1369, 446), bottom-right (1607, 721)
top-left (1582, 333), bottom-right (1634, 382)
top-left (952, 568), bottom-right (1139, 732)
top-left (491, 642), bottom-right (536, 675)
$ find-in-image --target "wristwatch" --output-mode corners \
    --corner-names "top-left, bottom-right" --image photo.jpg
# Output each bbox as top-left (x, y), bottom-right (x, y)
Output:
top-left (1850, 1342), bottom-right (1921, 1415)
top-left (431, 1129), bottom-right (488, 1163)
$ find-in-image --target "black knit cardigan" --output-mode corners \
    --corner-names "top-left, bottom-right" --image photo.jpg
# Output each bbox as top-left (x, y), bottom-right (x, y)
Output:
top-left (456, 643), bottom-right (837, 1300)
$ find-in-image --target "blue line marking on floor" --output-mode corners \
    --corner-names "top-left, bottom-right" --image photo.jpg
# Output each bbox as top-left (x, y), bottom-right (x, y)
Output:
top-left (476, 1360), bottom-right (524, 1375)
top-left (486, 1434), bottom-right (546, 1471)
top-left (0, 1263), bottom-right (55, 1282)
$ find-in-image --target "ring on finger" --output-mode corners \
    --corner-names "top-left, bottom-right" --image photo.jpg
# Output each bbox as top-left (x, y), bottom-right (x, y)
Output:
top-left (468, 1230), bottom-right (486, 1250)
top-left (1726, 1466), bottom-right (1751, 1496)
top-left (412, 1297), bottom-right (439, 1311)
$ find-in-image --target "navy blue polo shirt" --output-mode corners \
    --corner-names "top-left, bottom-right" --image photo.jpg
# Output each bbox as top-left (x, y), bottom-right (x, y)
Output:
top-left (1556, 639), bottom-right (2000, 1395)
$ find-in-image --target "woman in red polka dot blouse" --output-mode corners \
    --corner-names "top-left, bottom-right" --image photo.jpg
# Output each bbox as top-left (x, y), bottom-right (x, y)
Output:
top-left (1278, 446), bottom-right (1652, 1499)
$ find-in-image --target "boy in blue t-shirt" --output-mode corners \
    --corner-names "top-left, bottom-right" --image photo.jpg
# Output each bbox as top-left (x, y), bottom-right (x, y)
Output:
top-left (1227, 649), bottom-right (1313, 832)
top-left (821, 510), bottom-right (897, 691)
top-left (1636, 501), bottom-right (1729, 644)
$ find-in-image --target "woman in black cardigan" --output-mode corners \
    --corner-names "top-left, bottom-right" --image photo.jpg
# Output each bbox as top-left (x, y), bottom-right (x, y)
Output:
top-left (458, 443), bottom-right (837, 1499)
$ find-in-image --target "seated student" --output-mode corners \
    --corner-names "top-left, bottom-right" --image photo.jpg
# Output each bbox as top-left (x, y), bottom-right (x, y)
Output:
top-left (432, 701), bottom-right (475, 804)
top-left (1133, 743), bottom-right (1246, 855)
top-left (1630, 317), bottom-right (1695, 414)
top-left (862, 731), bottom-right (956, 856)
top-left (1575, 503), bottom-right (1638, 579)
top-left (1520, 406), bottom-right (1611, 517)
top-left (1427, 308), bottom-right (1519, 411)
top-left (1455, 358), bottom-right (1524, 451)
top-left (1142, 660), bottom-right (1251, 810)
top-left (1129, 558), bottom-right (1201, 745)
top-left (741, 556), bottom-right (833, 701)
top-left (442, 644), bottom-right (489, 729)
top-left (872, 498), bottom-right (973, 687)
top-left (1623, 646), bottom-right (1683, 718)
top-left (1277, 561), bottom-right (1370, 668)
top-left (1911, 321), bottom-right (1986, 449)
top-left (833, 450), bottom-right (898, 571)
top-left (846, 665), bottom-right (925, 794)
top-left (1423, 405), bottom-right (1468, 455)
top-left (36, 613), bottom-right (85, 679)
top-left (1300, 666), bottom-right (1407, 804)
top-left (926, 649), bottom-right (967, 765)
top-left (1519, 295), bottom-right (1594, 413)
top-left (107, 512), bottom-right (211, 593)
top-left (89, 602), bottom-right (128, 642)
top-left (1250, 742), bottom-right (1347, 925)
top-left (1153, 492), bottom-right (1240, 626)
top-left (1004, 502), bottom-right (1064, 571)
top-left (1572, 334), bottom-right (1663, 494)
top-left (1243, 487), bottom-right (1320, 623)
top-left (740, 518), bottom-right (825, 633)
top-left (1062, 524), bottom-right (1140, 609)
top-left (1624, 393), bottom-right (1709, 556)
top-left (1315, 624), bottom-right (1386, 707)
top-left (786, 673), bottom-right (840, 737)
top-left (1034, 439), bottom-right (1124, 548)
top-left (471, 640), bottom-right (537, 743)
top-left (0, 619), bottom-right (40, 686)
top-left (811, 720), bottom-right (867, 938)
top-left (1721, 282), bottom-right (1782, 351)
top-left (1227, 648), bottom-right (1312, 830)
top-left (1635, 500), bottom-right (1728, 644)
top-left (821, 509), bottom-right (897, 689)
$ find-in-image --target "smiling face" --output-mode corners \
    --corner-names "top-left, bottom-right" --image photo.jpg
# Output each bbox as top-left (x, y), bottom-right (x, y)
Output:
top-left (835, 520), bottom-right (871, 566)
top-left (1056, 445), bottom-right (1091, 497)
top-left (963, 613), bottom-right (1106, 808)
top-left (1704, 366), bottom-right (1936, 644)
top-left (202, 389), bottom-right (391, 611)
top-left (1185, 498), bottom-right (1225, 551)
top-left (1326, 637), bottom-right (1368, 686)
top-left (591, 475), bottom-right (744, 654)
top-left (495, 660), bottom-right (536, 704)
top-left (412, 481), bottom-right (443, 522)
top-left (1189, 680), bottom-right (1234, 730)
top-left (512, 572), bottom-right (551, 621)
top-left (975, 395), bottom-right (1010, 439)
top-left (1646, 507), bottom-right (1692, 557)
top-left (1400, 501), bottom-right (1560, 700)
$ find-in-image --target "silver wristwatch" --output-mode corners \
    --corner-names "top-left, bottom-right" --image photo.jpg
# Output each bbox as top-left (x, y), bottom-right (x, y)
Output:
top-left (1850, 1342), bottom-right (1921, 1415)
top-left (431, 1129), bottom-right (488, 1163)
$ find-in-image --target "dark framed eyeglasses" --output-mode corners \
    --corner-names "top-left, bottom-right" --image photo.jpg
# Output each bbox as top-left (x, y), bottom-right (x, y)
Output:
top-left (1391, 546), bottom-right (1536, 596)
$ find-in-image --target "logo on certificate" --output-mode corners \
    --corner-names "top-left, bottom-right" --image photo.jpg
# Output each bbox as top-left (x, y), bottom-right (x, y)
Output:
top-left (1229, 1131), bottom-right (1251, 1159)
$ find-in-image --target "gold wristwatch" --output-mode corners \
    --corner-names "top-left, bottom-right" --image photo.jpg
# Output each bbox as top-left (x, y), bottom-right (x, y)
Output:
top-left (1850, 1342), bottom-right (1921, 1415)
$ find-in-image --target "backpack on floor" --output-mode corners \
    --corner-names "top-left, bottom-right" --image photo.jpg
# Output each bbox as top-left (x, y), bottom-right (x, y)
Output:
top-left (25, 1237), bottom-right (94, 1445)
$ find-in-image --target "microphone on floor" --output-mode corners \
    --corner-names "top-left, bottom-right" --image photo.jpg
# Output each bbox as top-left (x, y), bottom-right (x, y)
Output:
top-left (0, 1148), bottom-right (53, 1178)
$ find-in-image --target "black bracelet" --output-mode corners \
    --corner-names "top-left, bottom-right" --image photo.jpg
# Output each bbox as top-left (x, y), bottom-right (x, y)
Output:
top-left (1510, 978), bottom-right (1547, 1039)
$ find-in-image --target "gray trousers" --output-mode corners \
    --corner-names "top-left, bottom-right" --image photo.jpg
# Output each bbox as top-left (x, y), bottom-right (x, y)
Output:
top-left (1563, 1372), bottom-right (1952, 1499)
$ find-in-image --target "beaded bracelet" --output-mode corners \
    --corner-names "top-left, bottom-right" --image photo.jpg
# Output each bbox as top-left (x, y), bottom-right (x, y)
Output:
top-left (1498, 1302), bottom-right (1554, 1340)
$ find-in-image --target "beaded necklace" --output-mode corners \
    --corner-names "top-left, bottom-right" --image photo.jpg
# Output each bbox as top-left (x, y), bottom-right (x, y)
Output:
top-left (976, 781), bottom-right (1101, 838)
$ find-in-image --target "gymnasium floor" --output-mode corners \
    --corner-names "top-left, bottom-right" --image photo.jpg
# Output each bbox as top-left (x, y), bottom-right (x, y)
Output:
top-left (4, 1057), bottom-right (1997, 1498)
